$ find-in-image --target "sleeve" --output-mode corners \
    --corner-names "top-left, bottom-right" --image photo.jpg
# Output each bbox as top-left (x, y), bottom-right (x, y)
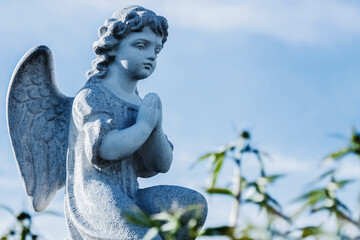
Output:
top-left (72, 87), bottom-right (115, 168)
top-left (133, 151), bottom-right (158, 178)
top-left (134, 134), bottom-right (174, 178)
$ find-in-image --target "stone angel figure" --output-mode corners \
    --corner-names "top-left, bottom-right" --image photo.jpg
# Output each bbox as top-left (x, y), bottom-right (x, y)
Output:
top-left (7, 6), bottom-right (207, 240)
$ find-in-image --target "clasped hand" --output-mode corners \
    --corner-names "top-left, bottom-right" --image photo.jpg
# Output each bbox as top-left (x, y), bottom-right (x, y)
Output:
top-left (137, 93), bottom-right (162, 131)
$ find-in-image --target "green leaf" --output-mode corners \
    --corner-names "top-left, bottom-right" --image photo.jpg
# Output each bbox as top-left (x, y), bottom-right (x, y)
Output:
top-left (265, 174), bottom-right (285, 184)
top-left (334, 199), bottom-right (352, 217)
top-left (261, 200), bottom-right (290, 222)
top-left (309, 169), bottom-right (336, 186)
top-left (351, 129), bottom-right (360, 144)
top-left (21, 226), bottom-right (30, 240)
top-left (301, 226), bottom-right (322, 237)
top-left (294, 189), bottom-right (327, 205)
top-left (332, 205), bottom-right (360, 227)
top-left (210, 152), bottom-right (225, 188)
top-left (264, 193), bottom-right (281, 209)
top-left (238, 237), bottom-right (254, 240)
top-left (191, 153), bottom-right (215, 168)
top-left (254, 175), bottom-right (284, 190)
top-left (197, 153), bottom-right (215, 162)
top-left (17, 212), bottom-right (31, 221)
top-left (335, 179), bottom-right (355, 189)
top-left (205, 187), bottom-right (234, 197)
top-left (311, 206), bottom-right (330, 214)
top-left (326, 147), bottom-right (352, 162)
top-left (201, 226), bottom-right (234, 237)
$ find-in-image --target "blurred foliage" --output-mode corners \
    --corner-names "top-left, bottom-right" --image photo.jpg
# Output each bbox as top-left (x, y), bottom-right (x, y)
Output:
top-left (195, 130), bottom-right (290, 239)
top-left (129, 129), bottom-right (360, 240)
top-left (0, 205), bottom-right (61, 240)
top-left (293, 129), bottom-right (360, 239)
top-left (3, 129), bottom-right (360, 240)
top-left (325, 128), bottom-right (360, 162)
top-left (126, 203), bottom-right (205, 240)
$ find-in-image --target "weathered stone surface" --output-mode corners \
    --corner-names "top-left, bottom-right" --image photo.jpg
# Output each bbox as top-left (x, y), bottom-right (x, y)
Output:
top-left (7, 6), bottom-right (207, 240)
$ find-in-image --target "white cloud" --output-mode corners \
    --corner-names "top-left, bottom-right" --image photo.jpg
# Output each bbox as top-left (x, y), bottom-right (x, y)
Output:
top-left (161, 0), bottom-right (360, 45)
top-left (2, 0), bottom-right (359, 45)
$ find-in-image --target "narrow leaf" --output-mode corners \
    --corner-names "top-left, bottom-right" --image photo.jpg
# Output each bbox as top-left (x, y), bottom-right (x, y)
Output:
top-left (265, 174), bottom-right (285, 183)
top-left (301, 226), bottom-right (322, 237)
top-left (334, 198), bottom-right (352, 216)
top-left (201, 226), bottom-right (234, 237)
top-left (210, 152), bottom-right (225, 188)
top-left (309, 169), bottom-right (336, 186)
top-left (206, 187), bottom-right (234, 197)
top-left (325, 148), bottom-right (352, 162)
top-left (293, 189), bottom-right (327, 205)
top-left (191, 153), bottom-right (215, 168)
top-left (197, 153), bottom-right (214, 162)
top-left (17, 212), bottom-right (31, 221)
top-left (335, 179), bottom-right (355, 189)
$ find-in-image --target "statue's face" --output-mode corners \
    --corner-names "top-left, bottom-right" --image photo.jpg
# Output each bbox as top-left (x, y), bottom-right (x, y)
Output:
top-left (114, 26), bottom-right (163, 80)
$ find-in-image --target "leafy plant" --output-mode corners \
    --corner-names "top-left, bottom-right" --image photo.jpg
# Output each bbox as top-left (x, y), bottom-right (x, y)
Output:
top-left (293, 129), bottom-right (360, 239)
top-left (0, 205), bottom-right (61, 240)
top-left (126, 203), bottom-right (205, 240)
top-left (126, 129), bottom-right (360, 240)
top-left (195, 130), bottom-right (290, 239)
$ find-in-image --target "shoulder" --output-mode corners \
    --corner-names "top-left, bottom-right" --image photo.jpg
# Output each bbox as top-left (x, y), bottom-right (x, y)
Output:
top-left (72, 84), bottom-right (111, 119)
top-left (74, 84), bottom-right (105, 106)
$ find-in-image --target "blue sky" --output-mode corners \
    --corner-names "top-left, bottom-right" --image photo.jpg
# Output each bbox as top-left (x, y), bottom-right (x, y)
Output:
top-left (1, 0), bottom-right (360, 239)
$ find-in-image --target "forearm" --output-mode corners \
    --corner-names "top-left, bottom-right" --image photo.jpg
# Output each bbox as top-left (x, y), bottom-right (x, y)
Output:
top-left (139, 127), bottom-right (173, 173)
top-left (99, 122), bottom-right (152, 161)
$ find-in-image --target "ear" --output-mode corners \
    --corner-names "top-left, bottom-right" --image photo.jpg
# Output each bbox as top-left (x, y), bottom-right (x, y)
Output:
top-left (107, 45), bottom-right (120, 57)
top-left (98, 26), bottom-right (108, 37)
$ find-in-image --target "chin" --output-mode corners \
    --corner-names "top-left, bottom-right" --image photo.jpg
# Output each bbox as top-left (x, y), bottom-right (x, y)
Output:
top-left (135, 71), bottom-right (153, 80)
top-left (135, 74), bottom-right (150, 80)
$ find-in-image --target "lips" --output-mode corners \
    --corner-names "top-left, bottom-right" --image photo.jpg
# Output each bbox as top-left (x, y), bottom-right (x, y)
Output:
top-left (143, 62), bottom-right (153, 70)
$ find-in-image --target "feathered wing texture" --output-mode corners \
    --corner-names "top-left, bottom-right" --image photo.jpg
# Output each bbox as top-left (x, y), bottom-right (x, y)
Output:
top-left (7, 45), bottom-right (73, 212)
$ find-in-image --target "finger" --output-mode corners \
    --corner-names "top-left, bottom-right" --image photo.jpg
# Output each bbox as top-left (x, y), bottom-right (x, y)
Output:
top-left (146, 92), bottom-right (157, 99)
top-left (142, 94), bottom-right (154, 106)
top-left (147, 93), bottom-right (159, 107)
top-left (148, 93), bottom-right (159, 107)
top-left (156, 97), bottom-right (162, 110)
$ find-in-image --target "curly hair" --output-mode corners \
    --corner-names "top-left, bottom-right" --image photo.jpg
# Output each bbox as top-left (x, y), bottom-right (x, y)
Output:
top-left (86, 6), bottom-right (169, 83)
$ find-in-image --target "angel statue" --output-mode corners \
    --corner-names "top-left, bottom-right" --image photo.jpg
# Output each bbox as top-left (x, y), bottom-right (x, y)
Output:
top-left (7, 6), bottom-right (207, 240)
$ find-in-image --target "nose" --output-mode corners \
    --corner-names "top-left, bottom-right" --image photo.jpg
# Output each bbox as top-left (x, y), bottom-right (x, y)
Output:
top-left (147, 55), bottom-right (155, 62)
top-left (146, 49), bottom-right (156, 62)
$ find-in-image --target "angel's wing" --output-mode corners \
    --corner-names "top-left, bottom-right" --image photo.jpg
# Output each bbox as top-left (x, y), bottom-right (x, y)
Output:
top-left (7, 45), bottom-right (73, 212)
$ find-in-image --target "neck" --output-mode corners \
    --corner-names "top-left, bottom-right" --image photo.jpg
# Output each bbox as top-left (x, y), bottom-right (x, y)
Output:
top-left (100, 64), bottom-right (141, 104)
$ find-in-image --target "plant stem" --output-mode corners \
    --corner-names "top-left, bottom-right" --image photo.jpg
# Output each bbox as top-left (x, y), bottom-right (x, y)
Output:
top-left (229, 160), bottom-right (241, 228)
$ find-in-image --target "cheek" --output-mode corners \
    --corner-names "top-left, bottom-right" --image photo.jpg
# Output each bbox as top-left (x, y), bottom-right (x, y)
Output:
top-left (151, 61), bottom-right (157, 72)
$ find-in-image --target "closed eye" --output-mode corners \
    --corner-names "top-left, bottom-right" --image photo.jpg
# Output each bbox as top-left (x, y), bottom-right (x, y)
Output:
top-left (134, 43), bottom-right (146, 50)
